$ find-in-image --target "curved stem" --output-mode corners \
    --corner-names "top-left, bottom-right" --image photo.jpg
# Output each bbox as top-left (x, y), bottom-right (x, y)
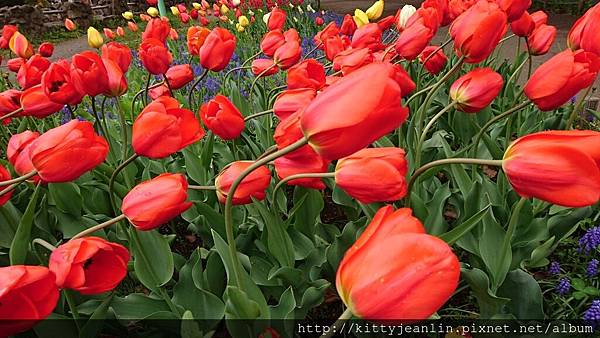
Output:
top-left (188, 185), bottom-right (217, 190)
top-left (406, 158), bottom-right (503, 206)
top-left (244, 109), bottom-right (274, 121)
top-left (321, 308), bottom-right (353, 338)
top-left (143, 73), bottom-right (151, 106)
top-left (115, 98), bottom-right (129, 165)
top-left (71, 214), bottom-right (127, 240)
top-left (90, 96), bottom-right (103, 135)
top-left (0, 182), bottom-right (20, 197)
top-left (1, 107), bottom-right (24, 121)
top-left (32, 238), bottom-right (56, 251)
top-left (525, 40), bottom-right (533, 78)
top-left (421, 38), bottom-right (452, 67)
top-left (131, 81), bottom-right (164, 114)
top-left (163, 73), bottom-right (174, 96)
top-left (188, 68), bottom-right (209, 111)
top-left (302, 42), bottom-right (322, 60)
top-left (404, 83), bottom-right (436, 106)
top-left (249, 64), bottom-right (277, 100)
top-left (256, 145), bottom-right (278, 160)
top-left (499, 33), bottom-right (516, 45)
top-left (108, 154), bottom-right (138, 213)
top-left (0, 170), bottom-right (37, 187)
top-left (273, 172), bottom-right (335, 198)
top-left (224, 137), bottom-right (309, 290)
top-left (504, 57), bottom-right (529, 96)
top-left (566, 85), bottom-right (593, 130)
top-left (414, 101), bottom-right (457, 167)
top-left (267, 84), bottom-right (288, 100)
top-left (225, 51), bottom-right (261, 83)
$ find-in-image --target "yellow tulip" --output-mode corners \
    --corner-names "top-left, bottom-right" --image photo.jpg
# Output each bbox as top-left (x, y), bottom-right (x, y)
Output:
top-left (9, 32), bottom-right (33, 59)
top-left (87, 27), bottom-right (104, 49)
top-left (220, 4), bottom-right (229, 15)
top-left (192, 2), bottom-right (201, 10)
top-left (365, 0), bottom-right (384, 20)
top-left (170, 6), bottom-right (180, 16)
top-left (238, 15), bottom-right (249, 27)
top-left (122, 11), bottom-right (134, 20)
top-left (353, 9), bottom-right (369, 27)
top-left (236, 23), bottom-right (245, 32)
top-left (147, 7), bottom-right (159, 17)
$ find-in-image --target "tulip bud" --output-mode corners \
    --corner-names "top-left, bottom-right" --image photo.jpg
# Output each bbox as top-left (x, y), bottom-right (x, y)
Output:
top-left (64, 18), bottom-right (77, 31)
top-left (171, 6), bottom-right (180, 16)
top-left (287, 59), bottom-right (326, 90)
top-left (147, 7), bottom-right (159, 17)
top-left (165, 64), bottom-right (194, 89)
top-left (527, 24), bottom-right (556, 56)
top-left (193, 2), bottom-right (202, 10)
top-left (365, 0), bottom-right (384, 20)
top-left (122, 11), bottom-right (134, 20)
top-left (238, 15), bottom-right (250, 27)
top-left (419, 45), bottom-right (447, 75)
top-left (103, 28), bottom-right (115, 40)
top-left (215, 161), bottom-right (271, 205)
top-left (353, 9), bottom-right (369, 27)
top-left (128, 21), bottom-right (139, 32)
top-left (139, 38), bottom-right (173, 75)
top-left (449, 68), bottom-right (503, 113)
top-left (200, 95), bottom-right (245, 140)
top-left (567, 3), bottom-right (600, 55)
top-left (9, 31), bottom-right (33, 59)
top-left (199, 27), bottom-right (237, 72)
top-left (87, 27), bottom-right (104, 48)
top-left (236, 23), bottom-right (245, 32)
top-left (37, 42), bottom-right (54, 57)
top-left (220, 4), bottom-right (230, 15)
top-left (398, 5), bottom-right (416, 30)
top-left (232, 0), bottom-right (241, 6)
top-left (122, 173), bottom-right (192, 230)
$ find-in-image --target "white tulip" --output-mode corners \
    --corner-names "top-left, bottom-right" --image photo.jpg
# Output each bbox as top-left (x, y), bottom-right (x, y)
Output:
top-left (399, 5), bottom-right (416, 30)
top-left (232, 0), bottom-right (241, 7)
top-left (263, 12), bottom-right (271, 25)
top-left (306, 4), bottom-right (315, 13)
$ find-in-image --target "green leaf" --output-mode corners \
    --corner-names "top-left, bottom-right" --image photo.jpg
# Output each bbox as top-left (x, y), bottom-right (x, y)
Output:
top-left (479, 211), bottom-right (510, 291)
top-left (462, 267), bottom-right (510, 318)
top-left (79, 293), bottom-right (114, 338)
top-left (130, 229), bottom-right (174, 292)
top-left (252, 200), bottom-right (295, 268)
top-left (48, 182), bottom-right (82, 218)
top-left (439, 204), bottom-right (491, 245)
top-left (497, 269), bottom-right (545, 319)
top-left (0, 202), bottom-right (21, 248)
top-left (183, 145), bottom-right (207, 184)
top-left (181, 311), bottom-right (203, 338)
top-left (224, 286), bottom-right (261, 338)
top-left (10, 183), bottom-right (41, 265)
top-left (424, 182), bottom-right (451, 235)
top-left (291, 188), bottom-right (323, 237)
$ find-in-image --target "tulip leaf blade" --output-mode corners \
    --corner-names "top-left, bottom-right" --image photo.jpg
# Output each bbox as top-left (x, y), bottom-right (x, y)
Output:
top-left (79, 292), bottom-right (114, 338)
top-left (9, 183), bottom-right (41, 265)
top-left (439, 204), bottom-right (492, 245)
top-left (250, 199), bottom-right (295, 268)
top-left (130, 228), bottom-right (174, 292)
top-left (48, 182), bottom-right (83, 218)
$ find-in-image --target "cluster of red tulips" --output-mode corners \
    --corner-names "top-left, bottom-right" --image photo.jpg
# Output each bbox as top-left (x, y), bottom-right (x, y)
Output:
top-left (1, 0), bottom-right (600, 335)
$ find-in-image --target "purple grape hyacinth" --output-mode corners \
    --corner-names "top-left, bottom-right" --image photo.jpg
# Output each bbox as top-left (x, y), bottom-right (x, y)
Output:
top-left (579, 227), bottom-right (600, 254)
top-left (555, 277), bottom-right (571, 296)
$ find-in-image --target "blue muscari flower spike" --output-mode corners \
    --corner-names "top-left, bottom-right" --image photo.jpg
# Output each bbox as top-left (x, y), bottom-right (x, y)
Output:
top-left (579, 227), bottom-right (600, 254)
top-left (584, 300), bottom-right (600, 329)
top-left (548, 261), bottom-right (561, 276)
top-left (555, 277), bottom-right (571, 296)
top-left (588, 259), bottom-right (599, 278)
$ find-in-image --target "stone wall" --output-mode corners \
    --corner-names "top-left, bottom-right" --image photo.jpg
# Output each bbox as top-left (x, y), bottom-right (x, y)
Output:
top-left (0, 4), bottom-right (46, 35)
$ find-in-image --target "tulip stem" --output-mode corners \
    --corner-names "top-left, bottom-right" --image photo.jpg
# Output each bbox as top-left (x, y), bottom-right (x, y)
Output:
top-left (303, 42), bottom-right (323, 60)
top-left (321, 308), bottom-right (353, 338)
top-left (249, 64), bottom-right (278, 101)
top-left (224, 137), bottom-right (309, 290)
top-left (188, 68), bottom-right (209, 111)
top-left (132, 81), bottom-right (164, 113)
top-left (414, 101), bottom-right (457, 168)
top-left (115, 98), bottom-right (130, 173)
top-left (0, 182), bottom-right (19, 197)
top-left (32, 238), bottom-right (56, 252)
top-left (244, 109), bottom-right (274, 121)
top-left (421, 38), bottom-right (452, 68)
top-left (499, 33), bottom-right (516, 45)
top-left (273, 172), bottom-right (335, 198)
top-left (71, 214), bottom-right (127, 240)
top-left (143, 73), bottom-right (151, 106)
top-left (256, 145), bottom-right (278, 160)
top-left (225, 51), bottom-right (260, 82)
top-left (1, 107), bottom-right (23, 121)
top-left (188, 185), bottom-right (217, 191)
top-left (566, 85), bottom-right (594, 130)
top-left (0, 170), bottom-right (37, 187)
top-left (108, 154), bottom-right (139, 214)
top-left (404, 83), bottom-right (436, 106)
top-left (162, 73), bottom-right (174, 96)
top-left (406, 158), bottom-right (503, 206)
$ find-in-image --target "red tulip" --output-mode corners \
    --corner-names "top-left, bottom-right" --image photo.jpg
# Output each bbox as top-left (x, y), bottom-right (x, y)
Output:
top-left (148, 84), bottom-right (171, 100)
top-left (390, 64), bottom-right (416, 97)
top-left (29, 120), bottom-right (108, 182)
top-left (132, 97), bottom-right (204, 158)
top-left (567, 3), bottom-right (600, 56)
top-left (286, 59), bottom-right (325, 90)
top-left (267, 7), bottom-right (286, 31)
top-left (530, 10), bottom-right (547, 27)
top-left (377, 15), bottom-right (396, 31)
top-left (139, 38), bottom-right (173, 75)
top-left (335, 147), bottom-right (408, 203)
top-left (283, 28), bottom-right (300, 44)
top-left (405, 7), bottom-right (440, 36)
top-left (64, 18), bottom-right (77, 31)
top-left (274, 110), bottom-right (307, 150)
top-left (200, 28), bottom-right (236, 72)
top-left (20, 85), bottom-right (64, 118)
top-left (103, 28), bottom-right (116, 40)
top-left (101, 42), bottom-right (131, 73)
top-left (7, 130), bottom-right (40, 183)
top-left (116, 26), bottom-right (125, 37)
top-left (0, 25), bottom-right (17, 49)
top-left (274, 146), bottom-right (330, 190)
top-left (351, 23), bottom-right (383, 52)
top-left (37, 42), bottom-right (54, 57)
top-left (450, 68), bottom-right (504, 113)
top-left (7, 57), bottom-right (24, 73)
top-left (448, 0), bottom-right (478, 21)
top-left (301, 62), bottom-right (409, 160)
top-left (524, 49), bottom-right (600, 111)
top-left (0, 164), bottom-right (13, 205)
top-left (315, 16), bottom-right (324, 26)
top-left (70, 51), bottom-right (109, 97)
top-left (251, 59), bottom-right (279, 76)
top-left (0, 266), bottom-right (59, 337)
top-left (503, 130), bottom-right (600, 207)
top-left (261, 29), bottom-right (285, 57)
top-left (142, 17), bottom-right (171, 43)
top-left (450, 0), bottom-right (507, 63)
top-left (215, 161), bottom-right (271, 205)
top-left (122, 173), bottom-right (192, 230)
top-left (273, 40), bottom-right (301, 70)
top-left (49, 237), bottom-right (129, 295)
top-left (200, 95), bottom-right (245, 140)
top-left (496, 0), bottom-right (532, 21)
top-left (510, 11), bottom-right (535, 37)
top-left (128, 21), bottom-right (139, 32)
top-left (333, 48), bottom-right (373, 76)
top-left (336, 205), bottom-right (460, 320)
top-left (419, 46), bottom-right (447, 74)
top-left (422, 0), bottom-right (451, 26)
top-left (314, 22), bottom-right (340, 48)
top-left (340, 14), bottom-right (357, 35)
top-left (102, 58), bottom-right (128, 97)
top-left (16, 54), bottom-right (50, 89)
top-left (0, 89), bottom-right (21, 121)
top-left (273, 88), bottom-right (316, 121)
top-left (165, 64), bottom-right (194, 89)
top-left (324, 35), bottom-right (349, 61)
top-left (180, 12), bottom-right (191, 24)
top-left (394, 19), bottom-right (435, 60)
top-left (527, 24), bottom-right (556, 56)
top-left (187, 26), bottom-right (211, 56)
top-left (42, 60), bottom-right (85, 106)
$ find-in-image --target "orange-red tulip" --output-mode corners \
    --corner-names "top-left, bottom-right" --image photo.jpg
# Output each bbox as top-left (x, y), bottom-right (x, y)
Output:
top-left (567, 3), bottom-right (600, 56)
top-left (450, 0), bottom-right (507, 63)
top-left (102, 58), bottom-right (128, 97)
top-left (261, 29), bottom-right (285, 57)
top-left (394, 19), bottom-right (434, 60)
top-left (20, 85), bottom-right (64, 118)
top-left (7, 57), bottom-right (24, 73)
top-left (251, 59), bottom-right (279, 77)
top-left (496, 0), bottom-right (532, 21)
top-left (139, 38), bottom-right (173, 75)
top-left (116, 26), bottom-right (125, 37)
top-left (132, 97), bottom-right (204, 159)
top-left (273, 88), bottom-right (316, 121)
top-left (101, 42), bottom-right (131, 73)
top-left (335, 148), bottom-right (408, 203)
top-left (336, 205), bottom-right (460, 321)
top-left (323, 35), bottom-right (349, 61)
top-left (0, 266), bottom-right (59, 337)
top-left (70, 51), bottom-right (109, 97)
top-left (64, 18), bottom-right (77, 31)
top-left (527, 24), bottom-right (556, 56)
top-left (286, 59), bottom-right (325, 90)
top-left (0, 89), bottom-right (21, 120)
top-left (301, 62), bottom-right (409, 160)
top-left (16, 54), bottom-right (50, 89)
top-left (351, 23), bottom-right (383, 52)
top-left (267, 7), bottom-right (286, 31)
top-left (127, 21), bottom-right (139, 32)
top-left (103, 28), bottom-right (116, 40)
top-left (165, 64), bottom-right (194, 89)
top-left (283, 28), bottom-right (300, 44)
top-left (274, 146), bottom-right (330, 190)
top-left (273, 40), bottom-right (301, 70)
top-left (42, 60), bottom-right (85, 106)
top-left (448, 0), bottom-right (478, 21)
top-left (0, 165), bottom-right (13, 205)
top-left (49, 237), bottom-right (129, 295)
top-left (7, 130), bottom-right (40, 183)
top-left (524, 49), bottom-right (600, 111)
top-left (142, 17), bottom-right (171, 43)
top-left (0, 25), bottom-right (17, 49)
top-left (503, 130), bottom-right (600, 207)
top-left (187, 26), bottom-right (211, 56)
top-left (340, 14), bottom-right (358, 35)
top-left (450, 68), bottom-right (504, 113)
top-left (122, 173), bottom-right (192, 230)
top-left (200, 95), bottom-right (245, 140)
top-left (274, 110), bottom-right (306, 150)
top-left (332, 47), bottom-right (373, 75)
top-left (510, 11), bottom-right (535, 37)
top-left (377, 15), bottom-right (396, 31)
top-left (37, 42), bottom-right (54, 57)
top-left (10, 31), bottom-right (33, 59)
top-left (422, 0), bottom-right (451, 26)
top-left (530, 10), bottom-right (547, 27)
top-left (419, 46), bottom-right (447, 74)
top-left (29, 120), bottom-right (109, 182)
top-left (215, 161), bottom-right (271, 205)
top-left (200, 27), bottom-right (236, 72)
top-left (313, 22), bottom-right (339, 48)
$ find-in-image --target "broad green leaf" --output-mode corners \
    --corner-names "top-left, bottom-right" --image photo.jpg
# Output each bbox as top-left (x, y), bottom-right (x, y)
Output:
top-left (439, 205), bottom-right (491, 245)
top-left (130, 229), bottom-right (174, 292)
top-left (497, 269), bottom-right (544, 319)
top-left (79, 293), bottom-right (114, 338)
top-left (462, 267), bottom-right (510, 318)
top-left (252, 200), bottom-right (295, 268)
top-left (10, 184), bottom-right (41, 265)
top-left (48, 182), bottom-right (82, 218)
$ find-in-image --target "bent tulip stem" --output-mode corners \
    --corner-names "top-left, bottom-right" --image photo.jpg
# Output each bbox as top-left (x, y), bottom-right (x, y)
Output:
top-left (188, 185), bottom-right (217, 191)
top-left (162, 73), bottom-right (174, 96)
top-left (0, 182), bottom-right (19, 197)
top-left (406, 158), bottom-right (504, 206)
top-left (566, 85), bottom-right (594, 130)
top-left (303, 42), bottom-right (323, 60)
top-left (414, 101), bottom-right (457, 168)
top-left (188, 68), bottom-right (209, 111)
top-left (498, 33), bottom-right (516, 45)
top-left (131, 81), bottom-right (164, 114)
top-left (244, 109), bottom-right (274, 122)
top-left (224, 137), bottom-right (309, 290)
top-left (272, 172), bottom-right (335, 198)
top-left (0, 170), bottom-right (37, 187)
top-left (404, 83), bottom-right (436, 107)
top-left (1, 107), bottom-right (24, 121)
top-left (249, 64), bottom-right (277, 101)
top-left (71, 214), bottom-right (127, 240)
top-left (108, 154), bottom-right (139, 214)
top-left (32, 238), bottom-right (56, 252)
top-left (321, 308), bottom-right (353, 338)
